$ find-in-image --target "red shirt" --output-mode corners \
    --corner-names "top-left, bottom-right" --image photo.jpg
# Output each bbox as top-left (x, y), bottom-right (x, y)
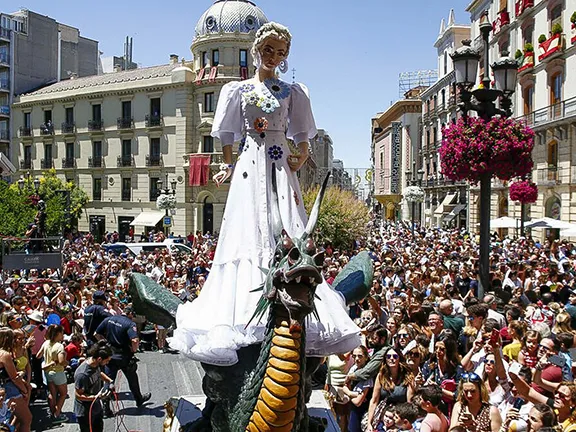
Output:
top-left (65, 342), bottom-right (81, 360)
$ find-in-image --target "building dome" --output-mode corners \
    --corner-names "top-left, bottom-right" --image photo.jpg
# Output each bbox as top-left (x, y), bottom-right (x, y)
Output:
top-left (195, 0), bottom-right (268, 38)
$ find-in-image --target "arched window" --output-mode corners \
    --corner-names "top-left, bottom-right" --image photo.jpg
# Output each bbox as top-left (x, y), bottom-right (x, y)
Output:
top-left (550, 4), bottom-right (562, 28)
top-left (550, 72), bottom-right (562, 105)
top-left (522, 24), bottom-right (534, 46)
top-left (523, 85), bottom-right (534, 115)
top-left (548, 140), bottom-right (558, 168)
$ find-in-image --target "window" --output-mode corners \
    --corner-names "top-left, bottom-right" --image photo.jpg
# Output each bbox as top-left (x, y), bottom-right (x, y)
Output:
top-left (150, 177), bottom-right (160, 202)
top-left (121, 178), bottom-right (131, 201)
top-left (93, 178), bottom-right (102, 201)
top-left (551, 4), bottom-right (562, 28)
top-left (432, 127), bottom-right (437, 145)
top-left (23, 112), bottom-right (30, 129)
top-left (212, 49), bottom-right (219, 66)
top-left (44, 110), bottom-right (52, 123)
top-left (203, 136), bottom-right (214, 153)
top-left (548, 141), bottom-right (558, 167)
top-left (150, 137), bottom-right (160, 157)
top-left (150, 98), bottom-right (161, 117)
top-left (426, 130), bottom-right (430, 146)
top-left (121, 101), bottom-right (131, 119)
top-left (441, 89), bottom-right (446, 108)
top-left (433, 96), bottom-right (437, 110)
top-left (93, 141), bottom-right (102, 158)
top-left (499, 0), bottom-right (507, 12)
top-left (522, 24), bottom-right (534, 46)
top-left (240, 49), bottom-right (248, 67)
top-left (44, 144), bottom-right (52, 163)
top-left (65, 142), bottom-right (74, 160)
top-left (202, 51), bottom-right (209, 68)
top-left (204, 92), bottom-right (214, 112)
top-left (92, 104), bottom-right (101, 122)
top-left (426, 100), bottom-right (431, 113)
top-left (523, 85), bottom-right (534, 114)
top-left (443, 52), bottom-right (448, 76)
top-left (550, 73), bottom-right (562, 105)
top-left (122, 139), bottom-right (131, 158)
top-left (65, 107), bottom-right (74, 124)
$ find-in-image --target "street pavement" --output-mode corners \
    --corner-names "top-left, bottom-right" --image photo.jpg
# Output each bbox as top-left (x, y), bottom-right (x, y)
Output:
top-left (31, 350), bottom-right (205, 432)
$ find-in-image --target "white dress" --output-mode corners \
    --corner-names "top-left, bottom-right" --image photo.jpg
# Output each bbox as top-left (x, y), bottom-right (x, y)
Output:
top-left (169, 78), bottom-right (361, 366)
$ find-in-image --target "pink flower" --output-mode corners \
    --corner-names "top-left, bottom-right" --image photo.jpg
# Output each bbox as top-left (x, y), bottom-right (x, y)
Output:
top-left (509, 180), bottom-right (538, 204)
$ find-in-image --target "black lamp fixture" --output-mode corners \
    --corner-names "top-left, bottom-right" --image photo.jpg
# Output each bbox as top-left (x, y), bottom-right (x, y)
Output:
top-left (33, 177), bottom-right (40, 192)
top-left (450, 11), bottom-right (519, 298)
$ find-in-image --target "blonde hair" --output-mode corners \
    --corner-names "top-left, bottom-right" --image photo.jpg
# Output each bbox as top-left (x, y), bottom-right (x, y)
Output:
top-left (251, 22), bottom-right (292, 66)
top-left (552, 311), bottom-right (574, 335)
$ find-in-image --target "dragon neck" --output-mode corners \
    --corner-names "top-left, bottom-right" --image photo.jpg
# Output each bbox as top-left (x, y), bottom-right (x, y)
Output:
top-left (242, 309), bottom-right (306, 432)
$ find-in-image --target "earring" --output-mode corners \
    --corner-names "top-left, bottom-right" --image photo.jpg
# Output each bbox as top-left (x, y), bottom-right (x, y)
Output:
top-left (278, 59), bottom-right (288, 74)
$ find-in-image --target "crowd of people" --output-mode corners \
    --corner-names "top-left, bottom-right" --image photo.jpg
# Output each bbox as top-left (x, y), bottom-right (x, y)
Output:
top-left (0, 220), bottom-right (575, 432)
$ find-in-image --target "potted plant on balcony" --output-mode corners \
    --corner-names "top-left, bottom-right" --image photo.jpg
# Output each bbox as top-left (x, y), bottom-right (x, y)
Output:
top-left (515, 49), bottom-right (523, 60)
top-left (571, 11), bottom-right (576, 43)
top-left (519, 43), bottom-right (535, 72)
top-left (538, 26), bottom-right (564, 61)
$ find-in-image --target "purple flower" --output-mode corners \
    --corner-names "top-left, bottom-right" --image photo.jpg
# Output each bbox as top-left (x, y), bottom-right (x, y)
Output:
top-left (268, 145), bottom-right (283, 161)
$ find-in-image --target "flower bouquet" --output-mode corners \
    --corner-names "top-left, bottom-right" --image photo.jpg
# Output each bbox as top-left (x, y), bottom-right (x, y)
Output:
top-left (404, 186), bottom-right (424, 203)
top-left (509, 180), bottom-right (538, 204)
top-left (156, 194), bottom-right (176, 210)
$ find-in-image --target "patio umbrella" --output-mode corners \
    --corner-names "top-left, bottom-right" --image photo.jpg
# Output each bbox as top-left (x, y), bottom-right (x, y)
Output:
top-left (489, 217), bottom-right (523, 229)
top-left (525, 217), bottom-right (576, 230)
top-left (560, 227), bottom-right (576, 237)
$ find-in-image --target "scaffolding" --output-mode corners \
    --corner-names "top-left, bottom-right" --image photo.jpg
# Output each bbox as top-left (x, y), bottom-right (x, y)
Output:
top-left (399, 70), bottom-right (438, 99)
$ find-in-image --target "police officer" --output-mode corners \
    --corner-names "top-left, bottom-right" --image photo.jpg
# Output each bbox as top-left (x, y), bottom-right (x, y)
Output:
top-left (95, 306), bottom-right (151, 413)
top-left (83, 290), bottom-right (111, 345)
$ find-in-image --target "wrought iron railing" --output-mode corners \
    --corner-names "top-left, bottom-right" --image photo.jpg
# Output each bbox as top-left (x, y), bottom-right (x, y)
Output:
top-left (117, 155), bottom-right (133, 167)
top-left (62, 157), bottom-right (75, 169)
top-left (41, 159), bottom-right (53, 169)
top-left (61, 122), bottom-right (75, 134)
top-left (146, 154), bottom-right (162, 167)
top-left (517, 96), bottom-right (576, 128)
top-left (117, 117), bottom-right (133, 129)
top-left (40, 123), bottom-right (54, 135)
top-left (88, 120), bottom-right (103, 131)
top-left (145, 114), bottom-right (162, 128)
top-left (88, 156), bottom-right (103, 168)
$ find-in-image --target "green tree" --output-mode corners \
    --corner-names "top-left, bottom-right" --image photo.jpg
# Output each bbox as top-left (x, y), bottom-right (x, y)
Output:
top-left (303, 185), bottom-right (369, 250)
top-left (0, 169), bottom-right (89, 237)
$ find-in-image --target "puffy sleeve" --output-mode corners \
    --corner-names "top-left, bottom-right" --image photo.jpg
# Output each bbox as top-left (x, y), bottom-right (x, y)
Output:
top-left (211, 82), bottom-right (243, 146)
top-left (287, 83), bottom-right (317, 144)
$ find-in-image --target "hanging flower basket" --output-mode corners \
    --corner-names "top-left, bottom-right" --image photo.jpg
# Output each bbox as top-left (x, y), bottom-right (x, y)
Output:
top-left (156, 194), bottom-right (176, 210)
top-left (404, 186), bottom-right (424, 203)
top-left (509, 180), bottom-right (538, 204)
top-left (439, 117), bottom-right (534, 184)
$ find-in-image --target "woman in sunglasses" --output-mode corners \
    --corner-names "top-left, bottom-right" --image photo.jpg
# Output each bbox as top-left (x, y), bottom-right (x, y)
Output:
top-left (366, 347), bottom-right (415, 432)
top-left (421, 335), bottom-right (463, 416)
top-left (450, 372), bottom-right (502, 432)
top-left (343, 345), bottom-right (373, 432)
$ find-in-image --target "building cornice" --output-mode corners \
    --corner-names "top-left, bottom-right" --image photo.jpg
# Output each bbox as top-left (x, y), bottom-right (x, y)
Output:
top-left (373, 99), bottom-right (422, 135)
top-left (421, 70), bottom-right (455, 99)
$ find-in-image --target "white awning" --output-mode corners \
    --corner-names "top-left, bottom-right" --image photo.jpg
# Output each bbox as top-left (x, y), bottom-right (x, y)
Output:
top-left (130, 211), bottom-right (164, 227)
top-left (0, 153), bottom-right (16, 175)
top-left (434, 193), bottom-right (457, 215)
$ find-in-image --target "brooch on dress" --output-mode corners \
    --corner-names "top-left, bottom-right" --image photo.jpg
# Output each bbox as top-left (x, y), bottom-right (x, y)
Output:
top-left (254, 118), bottom-right (268, 138)
top-left (263, 78), bottom-right (290, 100)
top-left (268, 145), bottom-right (283, 161)
top-left (257, 95), bottom-right (280, 114)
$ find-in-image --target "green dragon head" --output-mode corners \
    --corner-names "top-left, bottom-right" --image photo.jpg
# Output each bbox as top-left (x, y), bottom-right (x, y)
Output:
top-left (248, 164), bottom-right (330, 333)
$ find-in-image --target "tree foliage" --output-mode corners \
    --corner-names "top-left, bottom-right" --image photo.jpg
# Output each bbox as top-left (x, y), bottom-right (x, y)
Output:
top-left (0, 169), bottom-right (89, 238)
top-left (303, 185), bottom-right (369, 250)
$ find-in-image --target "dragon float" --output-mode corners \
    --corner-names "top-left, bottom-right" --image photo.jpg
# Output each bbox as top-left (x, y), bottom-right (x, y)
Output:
top-left (184, 166), bottom-right (373, 432)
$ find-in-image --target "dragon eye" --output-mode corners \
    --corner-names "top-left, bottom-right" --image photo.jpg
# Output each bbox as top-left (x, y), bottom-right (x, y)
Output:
top-left (282, 237), bottom-right (294, 251)
top-left (305, 238), bottom-right (316, 254)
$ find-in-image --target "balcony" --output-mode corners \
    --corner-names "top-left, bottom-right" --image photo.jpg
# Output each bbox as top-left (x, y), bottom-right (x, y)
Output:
top-left (423, 112), bottom-right (430, 123)
top-left (492, 11), bottom-right (510, 35)
top-left (20, 159), bottom-right (32, 170)
top-left (88, 156), bottom-right (103, 168)
top-left (40, 123), bottom-right (54, 135)
top-left (62, 157), bottom-right (75, 169)
top-left (88, 120), bottom-right (103, 132)
top-left (515, 0), bottom-right (534, 18)
top-left (0, 79), bottom-right (9, 92)
top-left (537, 167), bottom-right (560, 185)
top-left (61, 121), bottom-right (75, 135)
top-left (117, 117), bottom-right (133, 129)
top-left (117, 155), bottom-right (133, 167)
top-left (41, 159), bottom-right (53, 169)
top-left (0, 28), bottom-right (10, 41)
top-left (538, 34), bottom-right (564, 62)
top-left (518, 96), bottom-right (576, 129)
top-left (430, 107), bottom-right (438, 119)
top-left (518, 51), bottom-right (535, 74)
top-left (146, 154), bottom-right (162, 167)
top-left (18, 127), bottom-right (31, 138)
top-left (448, 95), bottom-right (456, 109)
top-left (145, 114), bottom-right (162, 128)
top-left (0, 105), bottom-right (9, 117)
top-left (0, 129), bottom-right (8, 141)
top-left (121, 189), bottom-right (131, 201)
top-left (0, 52), bottom-right (9, 66)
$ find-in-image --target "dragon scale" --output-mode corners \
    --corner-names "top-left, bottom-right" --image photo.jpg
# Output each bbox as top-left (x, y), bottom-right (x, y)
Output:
top-left (247, 316), bottom-right (304, 432)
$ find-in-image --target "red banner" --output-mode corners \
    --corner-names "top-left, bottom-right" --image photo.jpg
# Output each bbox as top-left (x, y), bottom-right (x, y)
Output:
top-left (189, 155), bottom-right (211, 186)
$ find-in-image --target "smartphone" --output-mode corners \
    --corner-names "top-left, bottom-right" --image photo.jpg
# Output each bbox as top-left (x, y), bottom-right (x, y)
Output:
top-left (490, 328), bottom-right (500, 344)
top-left (509, 361), bottom-right (522, 376)
top-left (513, 398), bottom-right (525, 410)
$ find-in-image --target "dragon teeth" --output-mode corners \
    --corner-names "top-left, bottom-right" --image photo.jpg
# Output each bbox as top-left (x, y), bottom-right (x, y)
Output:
top-left (309, 277), bottom-right (315, 284)
top-left (295, 276), bottom-right (302, 283)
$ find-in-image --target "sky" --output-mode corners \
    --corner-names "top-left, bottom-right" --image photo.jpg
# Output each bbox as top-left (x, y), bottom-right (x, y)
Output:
top-left (5, 0), bottom-right (472, 170)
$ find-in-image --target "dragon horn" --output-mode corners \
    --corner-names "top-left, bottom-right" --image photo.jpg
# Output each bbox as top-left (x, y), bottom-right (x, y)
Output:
top-left (302, 171), bottom-right (330, 240)
top-left (270, 163), bottom-right (283, 242)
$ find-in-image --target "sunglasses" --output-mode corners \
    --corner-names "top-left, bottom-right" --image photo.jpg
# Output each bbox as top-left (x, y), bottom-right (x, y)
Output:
top-left (386, 353), bottom-right (399, 360)
top-left (556, 392), bottom-right (571, 401)
top-left (407, 351), bottom-right (420, 358)
top-left (484, 359), bottom-right (495, 365)
top-left (398, 334), bottom-right (410, 339)
top-left (461, 372), bottom-right (482, 383)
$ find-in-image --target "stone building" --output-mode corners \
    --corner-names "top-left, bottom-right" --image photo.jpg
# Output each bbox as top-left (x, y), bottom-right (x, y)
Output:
top-left (420, 10), bottom-right (471, 228)
top-left (10, 0), bottom-right (271, 240)
top-left (466, 0), bottom-right (576, 232)
top-left (0, 9), bottom-right (99, 159)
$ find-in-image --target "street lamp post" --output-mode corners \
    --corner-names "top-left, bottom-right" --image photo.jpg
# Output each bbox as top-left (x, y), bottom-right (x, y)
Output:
top-left (451, 13), bottom-right (518, 299)
top-left (157, 174), bottom-right (177, 236)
